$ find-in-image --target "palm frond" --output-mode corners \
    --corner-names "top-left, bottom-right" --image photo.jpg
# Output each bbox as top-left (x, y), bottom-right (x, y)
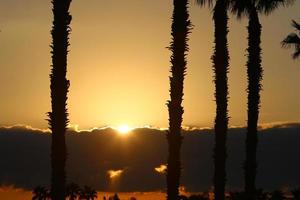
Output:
top-left (291, 20), bottom-right (300, 31)
top-left (282, 32), bottom-right (300, 59)
top-left (292, 46), bottom-right (300, 59)
top-left (230, 0), bottom-right (251, 19)
top-left (195, 0), bottom-right (213, 7)
top-left (281, 33), bottom-right (300, 47)
top-left (257, 0), bottom-right (295, 15)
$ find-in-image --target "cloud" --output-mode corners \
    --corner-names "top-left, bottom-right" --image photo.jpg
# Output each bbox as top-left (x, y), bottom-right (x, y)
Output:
top-left (0, 122), bottom-right (300, 192)
top-left (258, 121), bottom-right (300, 130)
top-left (108, 170), bottom-right (124, 179)
top-left (0, 124), bottom-right (50, 133)
top-left (154, 165), bottom-right (167, 174)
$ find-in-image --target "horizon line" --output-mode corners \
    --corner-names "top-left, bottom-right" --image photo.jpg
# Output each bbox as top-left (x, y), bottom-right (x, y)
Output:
top-left (0, 121), bottom-right (300, 134)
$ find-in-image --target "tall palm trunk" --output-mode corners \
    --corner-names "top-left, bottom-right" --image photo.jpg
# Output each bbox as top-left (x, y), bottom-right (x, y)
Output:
top-left (48, 0), bottom-right (72, 199)
top-left (244, 6), bottom-right (262, 200)
top-left (166, 0), bottom-right (190, 200)
top-left (212, 0), bottom-right (229, 199)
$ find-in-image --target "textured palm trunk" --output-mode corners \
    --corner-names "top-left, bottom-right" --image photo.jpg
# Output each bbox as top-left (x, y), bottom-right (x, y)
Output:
top-left (166, 0), bottom-right (190, 200)
top-left (244, 6), bottom-right (262, 200)
top-left (212, 0), bottom-right (229, 200)
top-left (49, 0), bottom-right (72, 200)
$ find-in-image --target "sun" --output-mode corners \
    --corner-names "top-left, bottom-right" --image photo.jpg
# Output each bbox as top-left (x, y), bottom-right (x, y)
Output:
top-left (117, 124), bottom-right (132, 135)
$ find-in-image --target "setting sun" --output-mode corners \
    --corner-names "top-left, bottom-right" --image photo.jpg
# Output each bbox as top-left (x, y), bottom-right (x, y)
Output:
top-left (116, 125), bottom-right (132, 135)
top-left (1, 0), bottom-right (300, 199)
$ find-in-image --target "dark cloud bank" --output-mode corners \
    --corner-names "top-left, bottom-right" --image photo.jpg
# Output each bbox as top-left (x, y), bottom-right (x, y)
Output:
top-left (1, 123), bottom-right (300, 192)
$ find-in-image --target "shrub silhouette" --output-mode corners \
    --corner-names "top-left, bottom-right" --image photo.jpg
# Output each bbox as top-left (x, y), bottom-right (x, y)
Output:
top-left (188, 194), bottom-right (209, 200)
top-left (179, 195), bottom-right (188, 200)
top-left (66, 182), bottom-right (80, 200)
top-left (32, 186), bottom-right (51, 200)
top-left (79, 186), bottom-right (98, 200)
top-left (108, 193), bottom-right (120, 200)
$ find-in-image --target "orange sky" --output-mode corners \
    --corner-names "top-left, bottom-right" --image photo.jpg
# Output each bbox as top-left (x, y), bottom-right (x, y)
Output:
top-left (0, 0), bottom-right (299, 129)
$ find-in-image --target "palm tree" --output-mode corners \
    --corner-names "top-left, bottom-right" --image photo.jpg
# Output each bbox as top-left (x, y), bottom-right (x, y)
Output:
top-left (32, 186), bottom-right (51, 200)
top-left (282, 20), bottom-right (300, 59)
top-left (48, 0), bottom-right (72, 199)
top-left (230, 1), bottom-right (294, 199)
top-left (66, 183), bottom-right (80, 200)
top-left (195, 0), bottom-right (230, 199)
top-left (79, 186), bottom-right (98, 200)
top-left (166, 0), bottom-right (191, 199)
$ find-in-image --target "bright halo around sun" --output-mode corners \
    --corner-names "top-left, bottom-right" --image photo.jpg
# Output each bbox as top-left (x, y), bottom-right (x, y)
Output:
top-left (117, 124), bottom-right (132, 135)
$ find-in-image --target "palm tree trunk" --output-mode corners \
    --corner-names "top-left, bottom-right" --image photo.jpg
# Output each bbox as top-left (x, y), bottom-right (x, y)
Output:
top-left (244, 6), bottom-right (262, 200)
top-left (167, 0), bottom-right (190, 200)
top-left (212, 0), bottom-right (229, 199)
top-left (48, 0), bottom-right (72, 199)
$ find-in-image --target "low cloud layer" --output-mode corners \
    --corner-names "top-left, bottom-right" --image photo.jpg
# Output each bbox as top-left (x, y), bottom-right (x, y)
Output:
top-left (1, 123), bottom-right (300, 192)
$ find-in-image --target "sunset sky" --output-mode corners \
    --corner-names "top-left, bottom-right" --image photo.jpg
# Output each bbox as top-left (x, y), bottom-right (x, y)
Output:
top-left (0, 0), bottom-right (299, 129)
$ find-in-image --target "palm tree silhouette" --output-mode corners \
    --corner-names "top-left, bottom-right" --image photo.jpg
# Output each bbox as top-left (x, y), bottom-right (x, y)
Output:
top-left (66, 182), bottom-right (80, 200)
top-left (48, 0), bottom-right (72, 199)
top-left (230, 1), bottom-right (294, 199)
top-left (32, 186), bottom-right (51, 200)
top-left (196, 0), bottom-right (230, 199)
top-left (282, 20), bottom-right (300, 59)
top-left (166, 0), bottom-right (191, 200)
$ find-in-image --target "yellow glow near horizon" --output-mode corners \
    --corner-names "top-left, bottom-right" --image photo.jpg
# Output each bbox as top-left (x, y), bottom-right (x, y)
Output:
top-left (0, 1), bottom-right (300, 129)
top-left (117, 125), bottom-right (132, 135)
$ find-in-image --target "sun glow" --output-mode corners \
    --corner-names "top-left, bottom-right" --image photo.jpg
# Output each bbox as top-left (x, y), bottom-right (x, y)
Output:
top-left (116, 124), bottom-right (132, 135)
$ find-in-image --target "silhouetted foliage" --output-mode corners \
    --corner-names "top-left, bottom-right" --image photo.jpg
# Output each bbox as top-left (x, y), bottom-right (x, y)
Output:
top-left (167, 0), bottom-right (191, 200)
top-left (230, 1), bottom-right (294, 199)
top-left (32, 186), bottom-right (51, 200)
top-left (108, 194), bottom-right (120, 200)
top-left (188, 194), bottom-right (209, 200)
top-left (179, 193), bottom-right (210, 200)
top-left (66, 182), bottom-right (80, 200)
top-left (229, 189), bottom-right (269, 200)
top-left (32, 184), bottom-right (99, 200)
top-left (282, 20), bottom-right (300, 59)
top-left (79, 186), bottom-right (97, 200)
top-left (48, 0), bottom-right (72, 199)
top-left (179, 195), bottom-right (188, 200)
top-left (196, 0), bottom-right (230, 199)
top-left (229, 191), bottom-right (245, 200)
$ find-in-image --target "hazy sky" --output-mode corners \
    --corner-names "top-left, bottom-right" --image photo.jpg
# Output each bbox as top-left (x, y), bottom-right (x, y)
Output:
top-left (0, 0), bottom-right (299, 129)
